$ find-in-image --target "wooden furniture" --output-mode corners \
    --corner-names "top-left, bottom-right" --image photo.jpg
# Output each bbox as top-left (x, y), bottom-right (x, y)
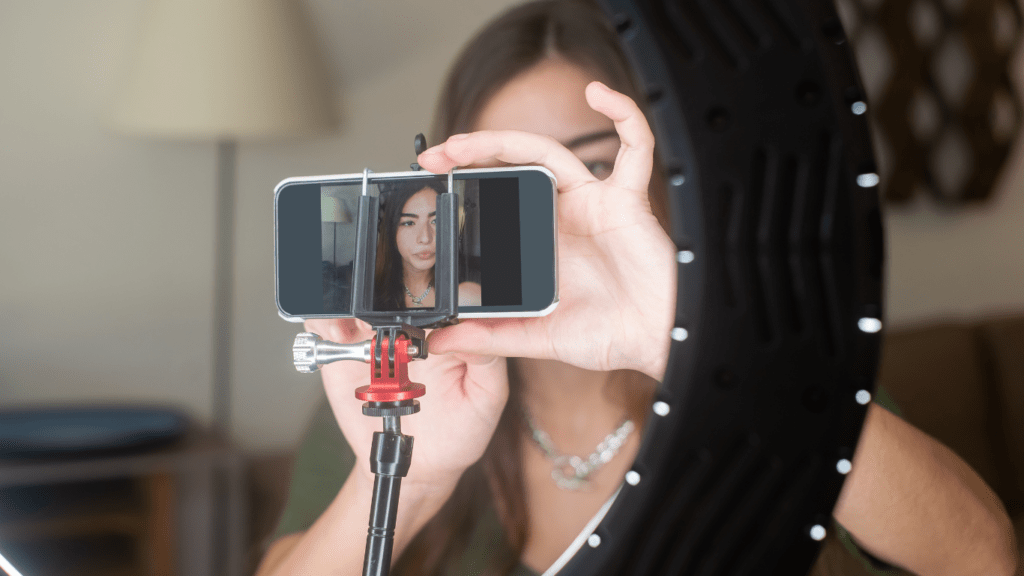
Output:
top-left (0, 429), bottom-right (246, 576)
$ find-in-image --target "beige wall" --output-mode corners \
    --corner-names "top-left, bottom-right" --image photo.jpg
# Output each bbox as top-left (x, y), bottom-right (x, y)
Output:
top-left (0, 0), bottom-right (520, 451)
top-left (1, 0), bottom-right (1022, 451)
top-left (0, 1), bottom-right (217, 423)
top-left (885, 129), bottom-right (1024, 327)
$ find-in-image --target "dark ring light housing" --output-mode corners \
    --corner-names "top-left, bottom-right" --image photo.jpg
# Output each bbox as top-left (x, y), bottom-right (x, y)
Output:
top-left (561, 1), bottom-right (885, 574)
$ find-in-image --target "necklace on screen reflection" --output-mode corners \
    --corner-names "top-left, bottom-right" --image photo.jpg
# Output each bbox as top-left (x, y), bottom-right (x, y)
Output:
top-left (405, 283), bottom-right (432, 306)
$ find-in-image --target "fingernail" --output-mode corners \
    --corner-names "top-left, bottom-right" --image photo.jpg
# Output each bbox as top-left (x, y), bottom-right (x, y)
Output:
top-left (448, 133), bottom-right (470, 141)
top-left (591, 81), bottom-right (611, 92)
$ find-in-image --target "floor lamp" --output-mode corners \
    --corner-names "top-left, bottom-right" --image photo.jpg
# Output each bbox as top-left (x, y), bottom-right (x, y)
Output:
top-left (108, 0), bottom-right (336, 437)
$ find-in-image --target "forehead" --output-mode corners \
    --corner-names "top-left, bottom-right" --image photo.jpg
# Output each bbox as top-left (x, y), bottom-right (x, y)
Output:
top-left (400, 188), bottom-right (436, 214)
top-left (472, 58), bottom-right (615, 141)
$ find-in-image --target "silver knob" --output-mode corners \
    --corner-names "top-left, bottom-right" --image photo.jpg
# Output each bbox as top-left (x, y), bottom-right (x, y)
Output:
top-left (292, 332), bottom-right (372, 373)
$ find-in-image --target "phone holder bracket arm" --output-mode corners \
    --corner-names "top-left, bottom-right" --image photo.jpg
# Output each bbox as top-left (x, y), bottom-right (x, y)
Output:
top-left (350, 167), bottom-right (460, 329)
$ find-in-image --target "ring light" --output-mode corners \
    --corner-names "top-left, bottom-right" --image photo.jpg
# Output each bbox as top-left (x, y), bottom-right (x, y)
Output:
top-left (559, 1), bottom-right (885, 574)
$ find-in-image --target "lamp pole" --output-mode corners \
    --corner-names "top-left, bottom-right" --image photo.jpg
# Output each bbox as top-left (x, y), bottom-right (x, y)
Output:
top-left (108, 0), bottom-right (336, 440)
top-left (212, 140), bottom-right (237, 435)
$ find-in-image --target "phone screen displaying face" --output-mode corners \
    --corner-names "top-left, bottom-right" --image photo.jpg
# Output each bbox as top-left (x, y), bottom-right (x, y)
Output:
top-left (276, 168), bottom-right (557, 320)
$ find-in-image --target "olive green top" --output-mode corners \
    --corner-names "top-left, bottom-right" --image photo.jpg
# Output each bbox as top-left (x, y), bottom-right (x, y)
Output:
top-left (272, 387), bottom-right (905, 575)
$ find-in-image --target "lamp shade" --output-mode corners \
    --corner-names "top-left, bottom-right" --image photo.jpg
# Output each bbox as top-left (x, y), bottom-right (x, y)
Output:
top-left (321, 194), bottom-right (354, 223)
top-left (109, 0), bottom-right (336, 140)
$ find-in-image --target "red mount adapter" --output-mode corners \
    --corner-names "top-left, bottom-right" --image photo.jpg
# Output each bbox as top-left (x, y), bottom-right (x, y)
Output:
top-left (354, 335), bottom-right (426, 403)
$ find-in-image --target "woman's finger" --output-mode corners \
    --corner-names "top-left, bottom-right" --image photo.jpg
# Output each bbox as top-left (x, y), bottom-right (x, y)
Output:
top-left (427, 318), bottom-right (543, 359)
top-left (417, 130), bottom-right (592, 192)
top-left (584, 81), bottom-right (654, 195)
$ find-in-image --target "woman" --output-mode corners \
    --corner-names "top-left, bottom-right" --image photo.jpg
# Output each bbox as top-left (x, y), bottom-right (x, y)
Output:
top-left (259, 2), bottom-right (1017, 575)
top-left (374, 179), bottom-right (482, 310)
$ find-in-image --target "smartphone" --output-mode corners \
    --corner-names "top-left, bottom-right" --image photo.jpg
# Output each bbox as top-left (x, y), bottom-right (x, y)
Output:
top-left (275, 167), bottom-right (558, 322)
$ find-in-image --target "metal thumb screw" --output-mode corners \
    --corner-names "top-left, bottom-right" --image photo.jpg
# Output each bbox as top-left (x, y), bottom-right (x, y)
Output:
top-left (292, 332), bottom-right (371, 373)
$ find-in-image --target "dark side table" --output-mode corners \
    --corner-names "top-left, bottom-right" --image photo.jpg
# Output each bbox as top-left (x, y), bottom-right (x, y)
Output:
top-left (0, 429), bottom-right (246, 576)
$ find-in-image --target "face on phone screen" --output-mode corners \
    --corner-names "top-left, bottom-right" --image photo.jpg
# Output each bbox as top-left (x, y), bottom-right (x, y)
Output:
top-left (315, 170), bottom-right (548, 317)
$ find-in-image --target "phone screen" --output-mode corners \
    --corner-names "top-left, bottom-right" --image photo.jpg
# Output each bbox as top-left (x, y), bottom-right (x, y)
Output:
top-left (276, 168), bottom-right (556, 319)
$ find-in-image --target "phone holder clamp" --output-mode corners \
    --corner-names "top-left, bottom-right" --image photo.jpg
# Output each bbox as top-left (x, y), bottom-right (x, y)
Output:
top-left (291, 327), bottom-right (427, 416)
top-left (355, 325), bottom-right (427, 415)
top-left (410, 133), bottom-right (428, 171)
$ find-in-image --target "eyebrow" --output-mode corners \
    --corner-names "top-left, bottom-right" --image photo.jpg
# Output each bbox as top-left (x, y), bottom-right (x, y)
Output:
top-left (562, 130), bottom-right (619, 150)
top-left (400, 211), bottom-right (436, 218)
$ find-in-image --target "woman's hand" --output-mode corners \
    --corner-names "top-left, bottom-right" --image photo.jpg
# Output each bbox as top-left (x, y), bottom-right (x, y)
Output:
top-left (418, 82), bottom-right (677, 381)
top-left (304, 317), bottom-right (509, 492)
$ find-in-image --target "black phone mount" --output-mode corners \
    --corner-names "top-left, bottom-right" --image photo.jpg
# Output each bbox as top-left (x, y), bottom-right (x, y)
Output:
top-left (349, 146), bottom-right (461, 576)
top-left (288, 136), bottom-right (489, 575)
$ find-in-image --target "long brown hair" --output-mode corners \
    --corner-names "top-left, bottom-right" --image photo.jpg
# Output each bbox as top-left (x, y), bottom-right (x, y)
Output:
top-left (395, 1), bottom-right (670, 574)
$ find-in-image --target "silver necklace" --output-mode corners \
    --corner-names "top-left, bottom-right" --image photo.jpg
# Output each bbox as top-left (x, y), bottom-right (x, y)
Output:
top-left (524, 408), bottom-right (635, 491)
top-left (404, 283), bottom-right (432, 306)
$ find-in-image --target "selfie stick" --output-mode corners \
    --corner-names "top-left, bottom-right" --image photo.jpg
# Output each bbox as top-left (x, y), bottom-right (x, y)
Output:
top-left (292, 161), bottom-right (459, 576)
top-left (293, 326), bottom-right (427, 576)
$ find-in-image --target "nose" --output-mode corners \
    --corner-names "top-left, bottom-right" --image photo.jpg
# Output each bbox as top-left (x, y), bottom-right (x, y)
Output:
top-left (417, 221), bottom-right (433, 245)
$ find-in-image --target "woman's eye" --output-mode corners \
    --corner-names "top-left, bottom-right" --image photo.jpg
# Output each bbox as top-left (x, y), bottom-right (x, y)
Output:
top-left (400, 220), bottom-right (413, 227)
top-left (430, 218), bottom-right (436, 226)
top-left (585, 161), bottom-right (613, 179)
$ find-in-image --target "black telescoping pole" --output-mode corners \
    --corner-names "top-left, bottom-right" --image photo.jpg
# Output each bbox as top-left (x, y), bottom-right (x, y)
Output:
top-left (363, 415), bottom-right (414, 576)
